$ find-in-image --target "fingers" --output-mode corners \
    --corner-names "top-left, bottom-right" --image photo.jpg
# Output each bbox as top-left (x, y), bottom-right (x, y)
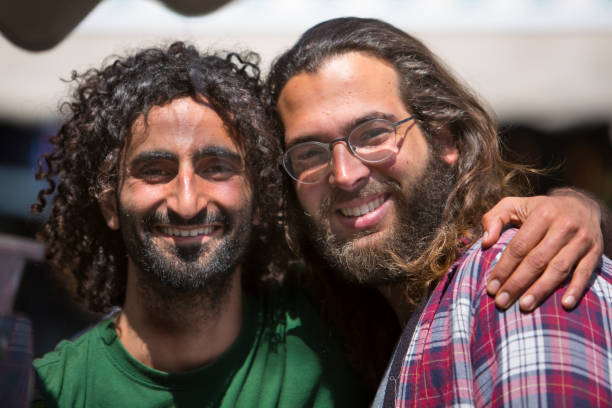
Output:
top-left (484, 191), bottom-right (604, 312)
top-left (481, 197), bottom-right (526, 248)
top-left (486, 210), bottom-right (555, 301)
top-left (559, 248), bottom-right (600, 309)
top-left (493, 227), bottom-right (598, 312)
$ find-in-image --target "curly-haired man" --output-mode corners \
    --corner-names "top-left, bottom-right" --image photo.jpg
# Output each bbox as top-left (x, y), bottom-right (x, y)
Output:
top-left (31, 42), bottom-right (361, 407)
top-left (266, 17), bottom-right (612, 406)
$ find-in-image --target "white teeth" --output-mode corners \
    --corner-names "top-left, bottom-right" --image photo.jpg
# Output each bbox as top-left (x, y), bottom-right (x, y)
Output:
top-left (160, 226), bottom-right (215, 237)
top-left (340, 196), bottom-right (385, 217)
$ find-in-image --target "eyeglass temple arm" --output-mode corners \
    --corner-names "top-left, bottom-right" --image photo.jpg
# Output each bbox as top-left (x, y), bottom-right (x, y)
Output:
top-left (393, 115), bottom-right (415, 129)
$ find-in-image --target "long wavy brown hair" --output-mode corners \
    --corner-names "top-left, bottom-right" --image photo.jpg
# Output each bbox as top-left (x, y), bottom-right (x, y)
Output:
top-left (265, 17), bottom-right (530, 391)
top-left (33, 42), bottom-right (287, 314)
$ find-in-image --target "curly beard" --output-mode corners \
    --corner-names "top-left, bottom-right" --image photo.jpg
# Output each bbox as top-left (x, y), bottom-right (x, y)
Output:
top-left (297, 153), bottom-right (455, 287)
top-left (119, 205), bottom-right (252, 313)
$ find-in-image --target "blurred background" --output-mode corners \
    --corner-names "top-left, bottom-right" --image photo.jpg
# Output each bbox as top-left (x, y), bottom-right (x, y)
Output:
top-left (1, 0), bottom-right (611, 358)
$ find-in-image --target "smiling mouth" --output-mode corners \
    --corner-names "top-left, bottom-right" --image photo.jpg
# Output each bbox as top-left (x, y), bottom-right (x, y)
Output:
top-left (338, 195), bottom-right (387, 217)
top-left (157, 226), bottom-right (218, 237)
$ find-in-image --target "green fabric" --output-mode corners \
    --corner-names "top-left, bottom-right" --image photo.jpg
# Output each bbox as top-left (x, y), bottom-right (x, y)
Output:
top-left (34, 290), bottom-right (362, 407)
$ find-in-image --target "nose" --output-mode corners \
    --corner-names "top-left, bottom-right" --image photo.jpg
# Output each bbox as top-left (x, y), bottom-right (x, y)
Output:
top-left (166, 169), bottom-right (206, 220)
top-left (328, 143), bottom-right (370, 190)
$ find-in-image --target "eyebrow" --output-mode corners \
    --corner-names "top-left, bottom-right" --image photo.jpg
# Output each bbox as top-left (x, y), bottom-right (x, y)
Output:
top-left (285, 111), bottom-right (397, 149)
top-left (128, 146), bottom-right (243, 167)
top-left (129, 150), bottom-right (176, 167)
top-left (193, 146), bottom-right (243, 164)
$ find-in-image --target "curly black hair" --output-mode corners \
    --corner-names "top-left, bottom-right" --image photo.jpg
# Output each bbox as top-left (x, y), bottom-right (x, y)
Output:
top-left (33, 41), bottom-right (288, 313)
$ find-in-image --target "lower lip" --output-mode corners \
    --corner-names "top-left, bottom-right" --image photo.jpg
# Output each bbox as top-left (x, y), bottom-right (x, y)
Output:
top-left (335, 196), bottom-right (392, 231)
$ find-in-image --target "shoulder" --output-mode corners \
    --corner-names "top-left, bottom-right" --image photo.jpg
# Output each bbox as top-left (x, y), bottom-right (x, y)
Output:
top-left (425, 228), bottom-right (517, 316)
top-left (33, 317), bottom-right (113, 401)
top-left (457, 230), bottom-right (612, 405)
top-left (402, 229), bottom-right (612, 405)
top-left (452, 227), bottom-right (517, 283)
top-left (256, 286), bottom-right (365, 406)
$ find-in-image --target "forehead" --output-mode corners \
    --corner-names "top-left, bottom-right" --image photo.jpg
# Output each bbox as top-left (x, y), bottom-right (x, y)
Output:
top-left (277, 52), bottom-right (407, 142)
top-left (126, 96), bottom-right (241, 158)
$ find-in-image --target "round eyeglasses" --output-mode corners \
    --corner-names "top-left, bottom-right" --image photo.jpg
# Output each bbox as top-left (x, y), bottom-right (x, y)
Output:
top-left (282, 116), bottom-right (414, 184)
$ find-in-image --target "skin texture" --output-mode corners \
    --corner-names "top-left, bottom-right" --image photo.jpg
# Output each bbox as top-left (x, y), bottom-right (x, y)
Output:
top-left (99, 97), bottom-right (252, 372)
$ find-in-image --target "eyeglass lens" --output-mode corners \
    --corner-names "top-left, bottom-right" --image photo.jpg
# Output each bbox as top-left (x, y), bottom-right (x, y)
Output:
top-left (285, 119), bottom-right (398, 183)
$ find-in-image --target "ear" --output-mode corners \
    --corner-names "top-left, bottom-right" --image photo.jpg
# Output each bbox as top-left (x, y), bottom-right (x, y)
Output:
top-left (437, 128), bottom-right (459, 165)
top-left (98, 190), bottom-right (120, 231)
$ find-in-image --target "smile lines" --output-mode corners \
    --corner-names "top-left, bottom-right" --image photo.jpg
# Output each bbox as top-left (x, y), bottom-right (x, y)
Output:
top-left (159, 226), bottom-right (216, 237)
top-left (339, 195), bottom-right (386, 217)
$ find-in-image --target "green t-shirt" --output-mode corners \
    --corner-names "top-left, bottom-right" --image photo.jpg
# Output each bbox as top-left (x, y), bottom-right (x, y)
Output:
top-left (34, 289), bottom-right (362, 407)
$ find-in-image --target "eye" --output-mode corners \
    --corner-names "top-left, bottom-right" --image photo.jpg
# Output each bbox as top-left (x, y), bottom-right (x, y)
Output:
top-left (134, 165), bottom-right (175, 183)
top-left (290, 144), bottom-right (327, 164)
top-left (352, 126), bottom-right (391, 146)
top-left (297, 147), bottom-right (326, 162)
top-left (198, 159), bottom-right (241, 180)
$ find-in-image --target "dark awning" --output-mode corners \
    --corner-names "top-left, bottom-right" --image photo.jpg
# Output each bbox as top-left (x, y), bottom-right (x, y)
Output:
top-left (0, 0), bottom-right (231, 51)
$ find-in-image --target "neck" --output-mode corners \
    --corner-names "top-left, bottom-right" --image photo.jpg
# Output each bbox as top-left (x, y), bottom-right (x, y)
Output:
top-left (116, 263), bottom-right (243, 373)
top-left (377, 282), bottom-right (421, 328)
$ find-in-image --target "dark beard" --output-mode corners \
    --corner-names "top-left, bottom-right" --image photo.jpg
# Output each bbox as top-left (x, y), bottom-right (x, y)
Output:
top-left (301, 154), bottom-right (455, 287)
top-left (119, 205), bottom-right (252, 309)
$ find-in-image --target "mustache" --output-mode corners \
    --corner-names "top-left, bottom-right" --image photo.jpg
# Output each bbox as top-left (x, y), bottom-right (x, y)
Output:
top-left (142, 208), bottom-right (229, 228)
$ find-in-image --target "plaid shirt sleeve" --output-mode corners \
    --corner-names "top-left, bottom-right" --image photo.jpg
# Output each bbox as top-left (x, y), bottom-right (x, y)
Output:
top-left (396, 228), bottom-right (612, 407)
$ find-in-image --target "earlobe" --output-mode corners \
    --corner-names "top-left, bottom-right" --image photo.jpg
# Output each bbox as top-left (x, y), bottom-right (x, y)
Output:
top-left (99, 190), bottom-right (120, 230)
top-left (438, 129), bottom-right (459, 165)
top-left (441, 145), bottom-right (459, 165)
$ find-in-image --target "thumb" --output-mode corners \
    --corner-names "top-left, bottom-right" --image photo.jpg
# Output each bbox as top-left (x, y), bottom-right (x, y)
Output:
top-left (481, 196), bottom-right (525, 248)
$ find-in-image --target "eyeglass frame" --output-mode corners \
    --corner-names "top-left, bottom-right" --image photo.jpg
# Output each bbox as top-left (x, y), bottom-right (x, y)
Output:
top-left (282, 115), bottom-right (415, 184)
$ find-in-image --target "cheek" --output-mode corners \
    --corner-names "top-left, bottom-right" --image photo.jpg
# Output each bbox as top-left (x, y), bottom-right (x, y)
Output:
top-left (390, 142), bottom-right (430, 184)
top-left (295, 183), bottom-right (323, 214)
top-left (212, 179), bottom-right (253, 213)
top-left (119, 183), bottom-right (163, 212)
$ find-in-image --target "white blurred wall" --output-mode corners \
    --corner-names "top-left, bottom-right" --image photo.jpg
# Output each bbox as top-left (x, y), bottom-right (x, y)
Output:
top-left (1, 0), bottom-right (611, 127)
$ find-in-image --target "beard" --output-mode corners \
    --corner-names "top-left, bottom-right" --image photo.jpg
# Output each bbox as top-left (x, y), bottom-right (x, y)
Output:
top-left (119, 204), bottom-right (252, 308)
top-left (298, 153), bottom-right (455, 287)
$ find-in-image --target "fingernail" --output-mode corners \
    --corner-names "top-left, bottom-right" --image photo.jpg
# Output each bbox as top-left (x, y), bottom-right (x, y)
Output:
top-left (520, 294), bottom-right (535, 311)
top-left (496, 291), bottom-right (510, 309)
top-left (562, 295), bottom-right (576, 309)
top-left (487, 279), bottom-right (500, 295)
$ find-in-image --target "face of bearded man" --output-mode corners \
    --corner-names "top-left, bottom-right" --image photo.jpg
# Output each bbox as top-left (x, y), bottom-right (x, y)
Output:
top-left (293, 150), bottom-right (455, 287)
top-left (278, 52), bottom-right (458, 288)
top-left (105, 97), bottom-right (255, 308)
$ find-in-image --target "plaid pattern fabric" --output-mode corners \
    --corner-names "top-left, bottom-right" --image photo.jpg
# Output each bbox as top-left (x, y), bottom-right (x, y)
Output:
top-left (0, 315), bottom-right (33, 408)
top-left (396, 228), bottom-right (612, 407)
